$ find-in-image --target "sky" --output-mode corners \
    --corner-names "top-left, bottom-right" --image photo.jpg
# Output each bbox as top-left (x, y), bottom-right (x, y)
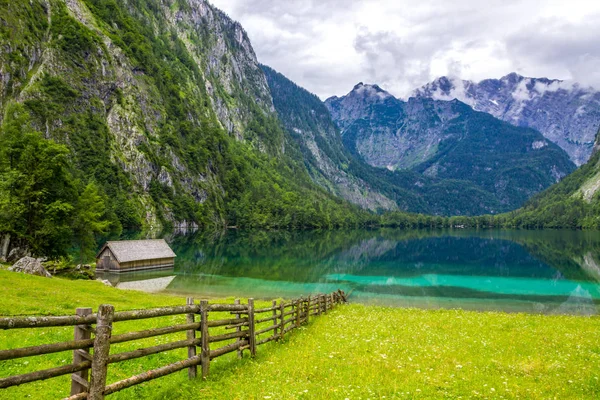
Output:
top-left (210, 0), bottom-right (600, 100)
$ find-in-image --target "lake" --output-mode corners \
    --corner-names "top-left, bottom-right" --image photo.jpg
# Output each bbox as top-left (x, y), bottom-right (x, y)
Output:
top-left (100, 229), bottom-right (600, 315)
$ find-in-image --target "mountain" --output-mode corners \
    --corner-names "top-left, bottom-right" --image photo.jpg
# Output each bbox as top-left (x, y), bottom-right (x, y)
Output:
top-left (325, 83), bottom-right (576, 212)
top-left (265, 71), bottom-right (562, 216)
top-left (0, 0), bottom-right (377, 258)
top-left (260, 65), bottom-right (397, 211)
top-left (414, 73), bottom-right (600, 166)
top-left (263, 66), bottom-right (515, 216)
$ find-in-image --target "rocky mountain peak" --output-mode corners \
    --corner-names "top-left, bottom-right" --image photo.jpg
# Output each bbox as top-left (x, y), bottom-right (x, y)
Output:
top-left (326, 80), bottom-right (575, 214)
top-left (348, 82), bottom-right (393, 100)
top-left (414, 76), bottom-right (474, 106)
top-left (500, 72), bottom-right (524, 83)
top-left (415, 73), bottom-right (600, 166)
top-left (325, 83), bottom-right (397, 131)
top-left (427, 76), bottom-right (457, 93)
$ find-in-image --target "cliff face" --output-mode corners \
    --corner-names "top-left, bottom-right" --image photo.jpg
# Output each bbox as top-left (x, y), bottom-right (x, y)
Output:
top-left (327, 84), bottom-right (462, 170)
top-left (167, 0), bottom-right (276, 140)
top-left (414, 74), bottom-right (600, 166)
top-left (0, 0), bottom-right (293, 232)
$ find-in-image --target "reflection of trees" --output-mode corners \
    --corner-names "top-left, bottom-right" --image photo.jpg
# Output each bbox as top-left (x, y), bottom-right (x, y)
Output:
top-left (170, 230), bottom-right (375, 282)
top-left (486, 230), bottom-right (600, 282)
top-left (165, 229), bottom-right (600, 284)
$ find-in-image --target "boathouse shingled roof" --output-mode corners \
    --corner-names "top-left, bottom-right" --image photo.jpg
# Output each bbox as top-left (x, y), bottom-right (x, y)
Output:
top-left (96, 239), bottom-right (176, 263)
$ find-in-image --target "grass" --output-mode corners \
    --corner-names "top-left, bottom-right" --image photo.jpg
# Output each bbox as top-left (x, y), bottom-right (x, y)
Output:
top-left (1, 271), bottom-right (600, 399)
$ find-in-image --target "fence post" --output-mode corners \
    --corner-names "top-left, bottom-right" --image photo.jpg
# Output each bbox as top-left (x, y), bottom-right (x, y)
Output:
top-left (186, 298), bottom-right (197, 379)
top-left (88, 304), bottom-right (114, 400)
top-left (306, 296), bottom-right (310, 324)
top-left (248, 298), bottom-right (256, 357)
top-left (70, 307), bottom-right (92, 396)
top-left (279, 301), bottom-right (285, 341)
top-left (318, 294), bottom-right (323, 315)
top-left (235, 299), bottom-right (243, 359)
top-left (295, 298), bottom-right (301, 328)
top-left (272, 300), bottom-right (278, 337)
top-left (200, 300), bottom-right (210, 379)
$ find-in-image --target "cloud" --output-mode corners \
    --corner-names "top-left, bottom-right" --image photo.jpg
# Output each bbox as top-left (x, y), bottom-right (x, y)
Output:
top-left (352, 29), bottom-right (442, 97)
top-left (210, 0), bottom-right (600, 98)
top-left (506, 14), bottom-right (600, 89)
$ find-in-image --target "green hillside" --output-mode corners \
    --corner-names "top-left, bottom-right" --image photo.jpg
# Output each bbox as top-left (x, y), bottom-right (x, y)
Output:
top-left (499, 129), bottom-right (600, 229)
top-left (0, 0), bottom-right (375, 259)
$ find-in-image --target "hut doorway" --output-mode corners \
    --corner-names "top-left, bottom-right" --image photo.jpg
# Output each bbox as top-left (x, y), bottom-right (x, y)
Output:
top-left (103, 255), bottom-right (111, 271)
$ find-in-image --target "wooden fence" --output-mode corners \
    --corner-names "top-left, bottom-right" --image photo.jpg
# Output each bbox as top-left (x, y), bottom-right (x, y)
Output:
top-left (0, 290), bottom-right (347, 399)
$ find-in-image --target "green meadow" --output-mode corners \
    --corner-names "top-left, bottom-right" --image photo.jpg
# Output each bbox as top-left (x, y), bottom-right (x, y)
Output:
top-left (1, 270), bottom-right (599, 399)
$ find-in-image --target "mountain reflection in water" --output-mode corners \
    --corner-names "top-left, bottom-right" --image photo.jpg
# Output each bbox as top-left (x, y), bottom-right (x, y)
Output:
top-left (108, 229), bottom-right (600, 315)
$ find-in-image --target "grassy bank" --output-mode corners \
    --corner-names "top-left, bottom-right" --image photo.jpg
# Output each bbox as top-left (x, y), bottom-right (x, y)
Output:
top-left (1, 271), bottom-right (599, 399)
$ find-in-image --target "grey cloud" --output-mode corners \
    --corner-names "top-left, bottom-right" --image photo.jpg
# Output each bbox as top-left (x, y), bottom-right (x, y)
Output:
top-left (506, 15), bottom-right (600, 88)
top-left (211, 0), bottom-right (600, 98)
top-left (353, 30), bottom-right (441, 96)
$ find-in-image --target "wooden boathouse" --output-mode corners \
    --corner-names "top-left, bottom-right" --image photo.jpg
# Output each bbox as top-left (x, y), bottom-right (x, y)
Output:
top-left (95, 239), bottom-right (176, 272)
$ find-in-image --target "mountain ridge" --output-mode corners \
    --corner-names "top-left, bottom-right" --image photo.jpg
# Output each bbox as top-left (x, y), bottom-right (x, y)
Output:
top-left (325, 81), bottom-right (576, 212)
top-left (414, 73), bottom-right (600, 165)
top-left (261, 65), bottom-right (400, 212)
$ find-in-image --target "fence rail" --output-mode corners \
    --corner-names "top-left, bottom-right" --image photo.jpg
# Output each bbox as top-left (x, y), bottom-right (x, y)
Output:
top-left (0, 289), bottom-right (347, 399)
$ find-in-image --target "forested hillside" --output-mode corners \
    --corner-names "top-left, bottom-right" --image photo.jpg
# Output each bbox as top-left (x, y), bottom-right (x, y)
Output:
top-left (500, 129), bottom-right (600, 229)
top-left (261, 65), bottom-right (397, 211)
top-left (0, 0), bottom-right (374, 259)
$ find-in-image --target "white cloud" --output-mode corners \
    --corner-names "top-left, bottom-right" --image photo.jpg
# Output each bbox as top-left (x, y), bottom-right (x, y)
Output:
top-left (512, 79), bottom-right (534, 102)
top-left (210, 0), bottom-right (600, 99)
top-left (426, 77), bottom-right (474, 106)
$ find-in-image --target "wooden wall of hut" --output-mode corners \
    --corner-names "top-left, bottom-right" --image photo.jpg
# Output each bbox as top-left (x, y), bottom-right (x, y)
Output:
top-left (119, 258), bottom-right (175, 271)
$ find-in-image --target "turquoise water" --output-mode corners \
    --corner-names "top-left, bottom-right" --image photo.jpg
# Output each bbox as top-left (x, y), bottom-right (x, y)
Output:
top-left (103, 229), bottom-right (600, 314)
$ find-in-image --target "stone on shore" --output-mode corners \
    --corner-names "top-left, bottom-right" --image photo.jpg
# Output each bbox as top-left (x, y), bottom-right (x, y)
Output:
top-left (9, 257), bottom-right (52, 278)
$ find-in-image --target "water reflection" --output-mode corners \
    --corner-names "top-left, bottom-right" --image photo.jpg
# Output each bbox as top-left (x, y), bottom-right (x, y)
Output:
top-left (112, 229), bottom-right (600, 314)
top-left (99, 269), bottom-right (176, 293)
